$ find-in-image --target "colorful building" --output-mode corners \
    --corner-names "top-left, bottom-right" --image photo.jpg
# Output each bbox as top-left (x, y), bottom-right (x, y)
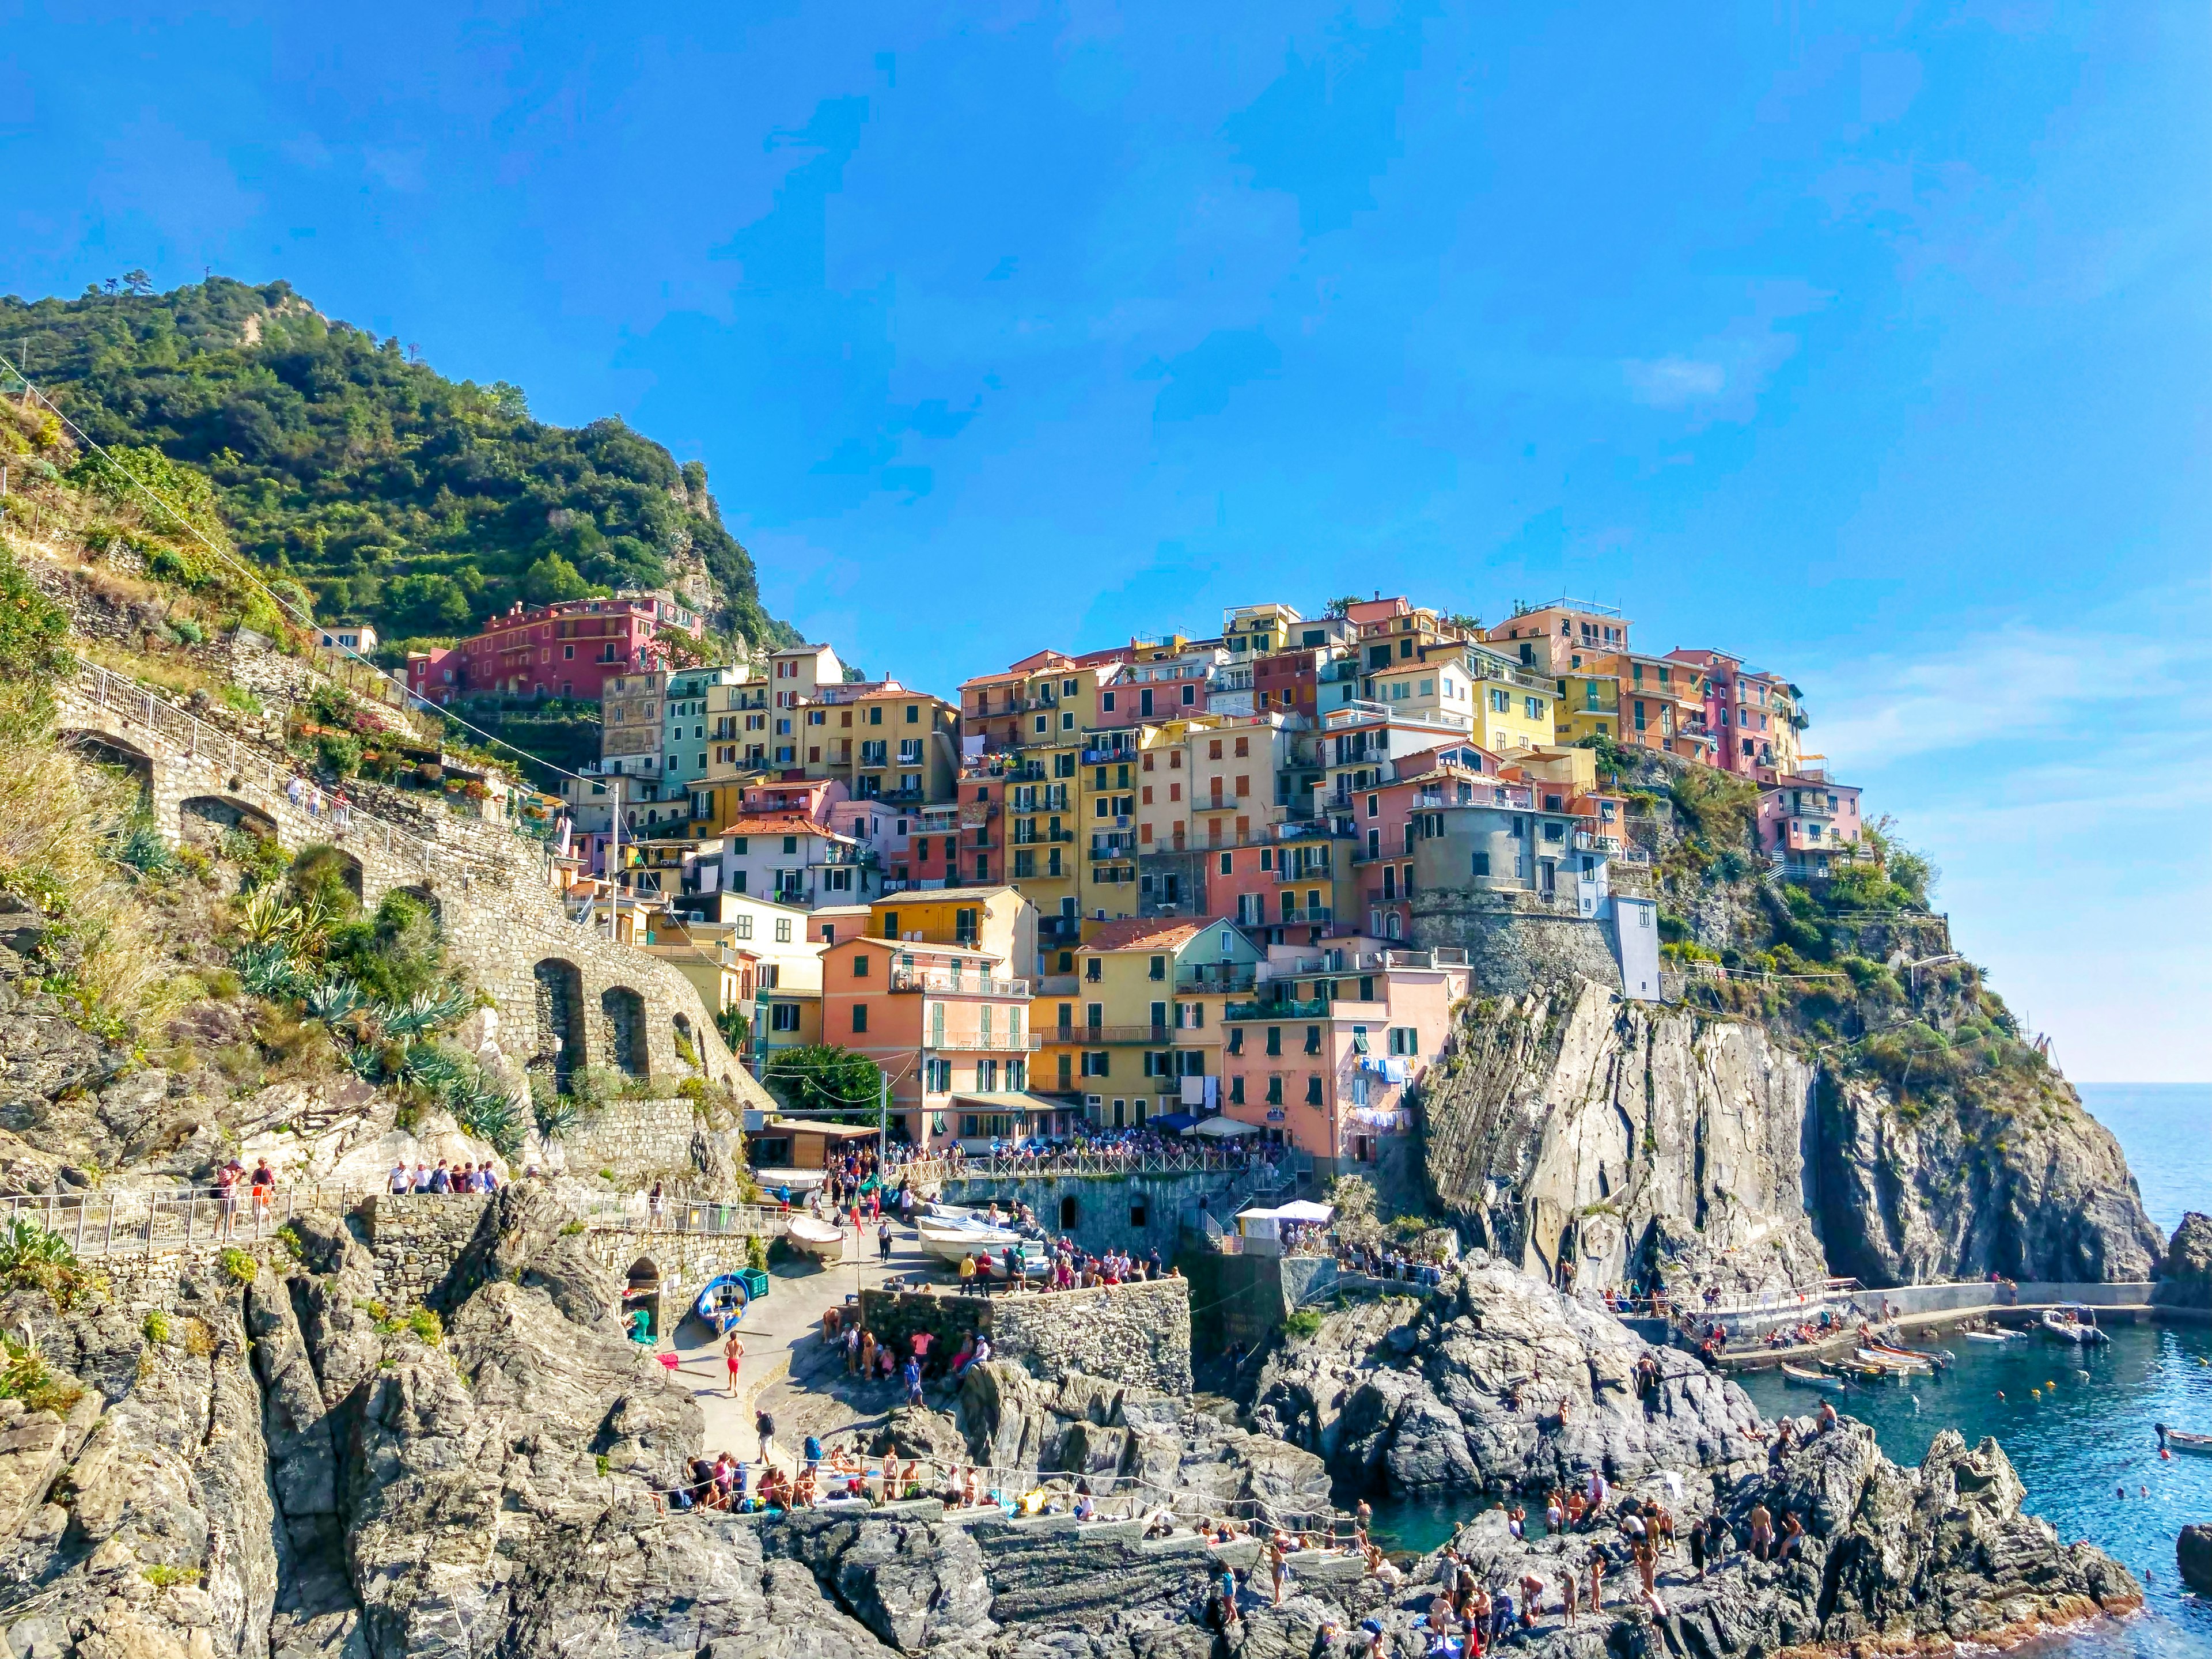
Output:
top-left (406, 592), bottom-right (703, 706)
top-left (1758, 765), bottom-right (1862, 878)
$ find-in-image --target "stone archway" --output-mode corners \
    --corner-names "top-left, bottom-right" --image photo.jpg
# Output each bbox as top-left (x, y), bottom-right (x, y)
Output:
top-left (59, 730), bottom-right (154, 798)
top-left (179, 794), bottom-right (279, 849)
top-left (671, 1012), bottom-right (702, 1073)
top-left (531, 959), bottom-right (586, 1095)
top-left (291, 843), bottom-right (364, 904)
top-left (392, 884), bottom-right (442, 930)
top-left (623, 1256), bottom-right (662, 1342)
top-left (602, 986), bottom-right (647, 1078)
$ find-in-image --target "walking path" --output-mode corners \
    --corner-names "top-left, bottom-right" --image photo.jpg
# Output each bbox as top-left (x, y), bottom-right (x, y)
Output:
top-left (656, 1217), bottom-right (938, 1469)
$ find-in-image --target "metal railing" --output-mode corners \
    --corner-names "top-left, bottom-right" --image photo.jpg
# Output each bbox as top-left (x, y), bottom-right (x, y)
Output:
top-left (889, 968), bottom-right (1031, 998)
top-left (912, 1145), bottom-right (1294, 1181)
top-left (921, 1031), bottom-right (1043, 1052)
top-left (0, 1183), bottom-right (787, 1260)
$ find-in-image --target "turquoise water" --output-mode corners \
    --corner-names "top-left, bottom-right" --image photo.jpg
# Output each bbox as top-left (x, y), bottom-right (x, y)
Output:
top-left (1369, 1081), bottom-right (2212, 1654)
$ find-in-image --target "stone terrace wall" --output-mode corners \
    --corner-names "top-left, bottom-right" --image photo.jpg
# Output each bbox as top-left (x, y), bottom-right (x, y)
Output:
top-left (854, 1279), bottom-right (1192, 1392)
top-left (993, 1278), bottom-right (1192, 1392)
top-left (560, 1099), bottom-right (727, 1190)
top-left (357, 1194), bottom-right (492, 1308)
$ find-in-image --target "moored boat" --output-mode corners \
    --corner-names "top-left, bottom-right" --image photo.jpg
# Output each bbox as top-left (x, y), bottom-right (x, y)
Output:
top-left (785, 1215), bottom-right (847, 1259)
top-left (2161, 1428), bottom-right (2212, 1456)
top-left (693, 1274), bottom-right (748, 1335)
top-left (1961, 1328), bottom-right (2019, 1344)
top-left (1870, 1340), bottom-right (1953, 1370)
top-left (1855, 1347), bottom-right (1931, 1373)
top-left (914, 1223), bottom-right (1018, 1265)
top-left (1781, 1362), bottom-right (1847, 1394)
top-left (2039, 1305), bottom-right (2110, 1345)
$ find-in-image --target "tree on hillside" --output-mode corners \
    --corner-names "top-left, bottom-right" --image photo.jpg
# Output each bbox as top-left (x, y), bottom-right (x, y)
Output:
top-left (2, 276), bottom-right (801, 652)
top-left (760, 1044), bottom-right (884, 1124)
top-left (521, 553), bottom-right (594, 605)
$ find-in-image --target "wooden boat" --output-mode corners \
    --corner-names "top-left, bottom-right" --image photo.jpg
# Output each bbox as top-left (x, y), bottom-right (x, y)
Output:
top-left (785, 1215), bottom-right (847, 1260)
top-left (2039, 1306), bottom-right (2110, 1346)
top-left (692, 1274), bottom-right (748, 1335)
top-left (1870, 1340), bottom-right (1953, 1370)
top-left (1823, 1359), bottom-right (1892, 1384)
top-left (2161, 1429), bottom-right (2212, 1456)
top-left (1855, 1347), bottom-right (1931, 1373)
top-left (914, 1224), bottom-right (1018, 1266)
top-left (1781, 1362), bottom-right (1847, 1394)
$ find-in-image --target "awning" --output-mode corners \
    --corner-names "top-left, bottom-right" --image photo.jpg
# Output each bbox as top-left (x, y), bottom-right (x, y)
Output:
top-left (1192, 1115), bottom-right (1263, 1138)
top-left (948, 1092), bottom-right (1069, 1118)
top-left (1151, 1112), bottom-right (1198, 1132)
top-left (1274, 1200), bottom-right (1335, 1223)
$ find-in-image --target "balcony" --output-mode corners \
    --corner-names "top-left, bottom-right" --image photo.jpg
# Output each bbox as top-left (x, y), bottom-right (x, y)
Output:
top-left (923, 1030), bottom-right (1044, 1052)
top-left (1277, 904), bottom-right (1332, 925)
top-left (1176, 964), bottom-right (1257, 992)
top-left (1224, 997), bottom-right (1331, 1021)
top-left (1571, 831), bottom-right (1623, 853)
top-left (891, 968), bottom-right (1029, 997)
top-left (1081, 747), bottom-right (1133, 765)
top-left (1057, 1024), bottom-right (1174, 1044)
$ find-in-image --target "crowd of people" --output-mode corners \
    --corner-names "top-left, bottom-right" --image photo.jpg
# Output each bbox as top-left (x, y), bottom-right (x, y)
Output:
top-left (387, 1158), bottom-right (502, 1196)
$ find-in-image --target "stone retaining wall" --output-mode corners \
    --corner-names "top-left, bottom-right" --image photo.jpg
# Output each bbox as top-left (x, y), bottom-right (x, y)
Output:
top-left (938, 1170), bottom-right (1233, 1259)
top-left (560, 1099), bottom-right (733, 1190)
top-left (357, 1193), bottom-right (493, 1308)
top-left (854, 1278), bottom-right (1191, 1392)
top-left (993, 1278), bottom-right (1191, 1391)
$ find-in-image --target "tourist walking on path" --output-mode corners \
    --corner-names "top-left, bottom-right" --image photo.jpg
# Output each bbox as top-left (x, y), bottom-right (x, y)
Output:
top-left (722, 1331), bottom-right (744, 1396)
top-left (753, 1407), bottom-right (775, 1468)
top-left (877, 1219), bottom-right (892, 1263)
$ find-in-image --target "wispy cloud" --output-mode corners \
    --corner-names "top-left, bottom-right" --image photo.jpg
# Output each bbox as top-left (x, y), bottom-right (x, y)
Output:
top-left (1620, 281), bottom-right (1831, 424)
top-left (1804, 618), bottom-right (2212, 771)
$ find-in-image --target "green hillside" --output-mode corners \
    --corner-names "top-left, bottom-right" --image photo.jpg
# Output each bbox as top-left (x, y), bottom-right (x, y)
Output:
top-left (0, 276), bottom-right (796, 659)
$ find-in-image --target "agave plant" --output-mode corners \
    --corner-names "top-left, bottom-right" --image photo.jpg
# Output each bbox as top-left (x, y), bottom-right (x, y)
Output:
top-left (112, 824), bottom-right (178, 880)
top-left (400, 1042), bottom-right (467, 1093)
top-left (233, 943), bottom-right (313, 1000)
top-left (377, 983), bottom-right (474, 1039)
top-left (289, 893), bottom-right (338, 960)
top-left (236, 885), bottom-right (298, 948)
top-left (531, 1092), bottom-right (581, 1144)
top-left (304, 976), bottom-right (363, 1025)
top-left (452, 1087), bottom-right (524, 1159)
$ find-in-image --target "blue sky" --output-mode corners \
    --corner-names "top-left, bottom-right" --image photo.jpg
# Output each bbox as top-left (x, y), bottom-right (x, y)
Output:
top-left (3, 2), bottom-right (2207, 1079)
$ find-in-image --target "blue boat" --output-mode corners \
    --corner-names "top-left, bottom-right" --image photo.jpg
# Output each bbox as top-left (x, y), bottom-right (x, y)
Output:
top-left (694, 1274), bottom-right (748, 1335)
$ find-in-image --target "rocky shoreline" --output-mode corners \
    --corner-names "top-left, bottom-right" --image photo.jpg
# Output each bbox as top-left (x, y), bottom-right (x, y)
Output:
top-left (0, 1185), bottom-right (2147, 1659)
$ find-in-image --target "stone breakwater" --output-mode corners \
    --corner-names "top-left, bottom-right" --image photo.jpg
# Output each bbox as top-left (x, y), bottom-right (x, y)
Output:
top-left (0, 1189), bottom-right (2141, 1659)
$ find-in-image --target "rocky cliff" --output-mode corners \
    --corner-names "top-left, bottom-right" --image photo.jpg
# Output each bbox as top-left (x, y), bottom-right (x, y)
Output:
top-left (1416, 974), bottom-right (2162, 1293)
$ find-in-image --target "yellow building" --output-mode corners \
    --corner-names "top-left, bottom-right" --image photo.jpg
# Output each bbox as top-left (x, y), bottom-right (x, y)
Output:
top-left (702, 679), bottom-right (774, 785)
top-left (1454, 645), bottom-right (1560, 753)
top-left (1033, 917), bottom-right (1263, 1126)
top-left (1075, 726), bottom-right (1143, 925)
top-left (1551, 670), bottom-right (1624, 745)
top-left (863, 887), bottom-right (1039, 978)
top-left (802, 683), bottom-right (961, 804)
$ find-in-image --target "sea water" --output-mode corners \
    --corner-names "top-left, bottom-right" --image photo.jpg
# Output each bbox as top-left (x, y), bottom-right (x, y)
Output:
top-left (1370, 1081), bottom-right (2212, 1656)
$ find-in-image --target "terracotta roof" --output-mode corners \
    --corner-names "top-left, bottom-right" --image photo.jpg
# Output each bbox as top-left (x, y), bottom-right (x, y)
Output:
top-left (1078, 918), bottom-right (1210, 953)
top-left (714, 813), bottom-right (842, 838)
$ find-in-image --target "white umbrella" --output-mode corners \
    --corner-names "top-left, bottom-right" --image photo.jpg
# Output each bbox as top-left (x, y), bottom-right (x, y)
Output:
top-left (1192, 1115), bottom-right (1262, 1138)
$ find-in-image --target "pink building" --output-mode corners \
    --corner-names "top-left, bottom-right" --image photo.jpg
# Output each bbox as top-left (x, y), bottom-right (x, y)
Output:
top-left (1757, 768), bottom-right (1863, 878)
top-left (1218, 937), bottom-right (1469, 1176)
top-left (407, 592), bottom-right (704, 706)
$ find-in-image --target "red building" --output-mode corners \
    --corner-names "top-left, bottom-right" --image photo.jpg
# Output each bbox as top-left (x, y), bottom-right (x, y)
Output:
top-left (406, 593), bottom-right (704, 706)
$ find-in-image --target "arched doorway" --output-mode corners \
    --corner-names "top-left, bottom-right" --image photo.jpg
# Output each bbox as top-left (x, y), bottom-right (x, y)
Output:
top-left (1059, 1194), bottom-right (1078, 1232)
top-left (531, 959), bottom-right (586, 1094)
top-left (602, 986), bottom-right (647, 1078)
top-left (623, 1256), bottom-right (662, 1342)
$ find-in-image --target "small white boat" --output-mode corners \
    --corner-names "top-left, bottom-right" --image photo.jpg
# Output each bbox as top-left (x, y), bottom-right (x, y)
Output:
top-left (1960, 1328), bottom-right (2020, 1344)
top-left (914, 1224), bottom-right (1018, 1266)
top-left (785, 1215), bottom-right (847, 1259)
top-left (1781, 1363), bottom-right (1847, 1395)
top-left (2161, 1429), bottom-right (2212, 1456)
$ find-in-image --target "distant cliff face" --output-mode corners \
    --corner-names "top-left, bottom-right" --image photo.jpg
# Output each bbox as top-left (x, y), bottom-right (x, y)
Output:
top-left (1419, 975), bottom-right (2162, 1294)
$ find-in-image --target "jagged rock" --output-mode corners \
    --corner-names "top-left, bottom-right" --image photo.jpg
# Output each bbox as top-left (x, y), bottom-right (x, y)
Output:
top-left (442, 1179), bottom-right (622, 1331)
top-left (2161, 1212), bottom-right (2212, 1309)
top-left (2180, 1522), bottom-right (2212, 1595)
top-left (1421, 975), bottom-right (2162, 1294)
top-left (1257, 1262), bottom-right (1764, 1498)
top-left (780, 1509), bottom-right (997, 1651)
top-left (868, 1404), bottom-right (971, 1468)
